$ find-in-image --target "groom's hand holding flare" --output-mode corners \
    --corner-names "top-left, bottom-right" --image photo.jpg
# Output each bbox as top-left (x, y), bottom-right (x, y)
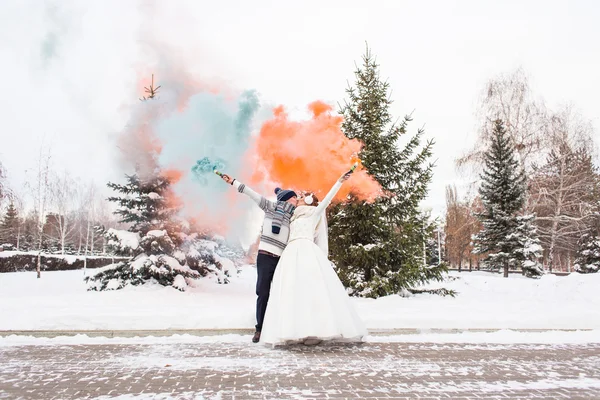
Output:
top-left (219, 172), bottom-right (234, 185)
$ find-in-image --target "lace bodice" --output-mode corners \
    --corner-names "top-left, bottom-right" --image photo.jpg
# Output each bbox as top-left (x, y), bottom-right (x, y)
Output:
top-left (288, 207), bottom-right (320, 242)
top-left (287, 179), bottom-right (344, 243)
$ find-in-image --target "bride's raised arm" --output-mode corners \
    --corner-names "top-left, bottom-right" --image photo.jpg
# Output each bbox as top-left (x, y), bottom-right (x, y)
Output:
top-left (314, 171), bottom-right (352, 216)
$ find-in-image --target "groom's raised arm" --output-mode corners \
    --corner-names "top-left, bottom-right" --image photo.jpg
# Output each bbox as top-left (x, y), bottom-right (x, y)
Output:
top-left (221, 174), bottom-right (274, 212)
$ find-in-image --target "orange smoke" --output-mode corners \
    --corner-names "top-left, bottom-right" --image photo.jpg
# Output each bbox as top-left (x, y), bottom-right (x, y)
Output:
top-left (162, 168), bottom-right (183, 184)
top-left (249, 101), bottom-right (381, 202)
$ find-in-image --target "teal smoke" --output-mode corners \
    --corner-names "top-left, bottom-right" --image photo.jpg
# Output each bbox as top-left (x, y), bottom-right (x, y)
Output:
top-left (153, 88), bottom-right (262, 222)
top-left (191, 156), bottom-right (226, 185)
top-left (187, 90), bottom-right (260, 185)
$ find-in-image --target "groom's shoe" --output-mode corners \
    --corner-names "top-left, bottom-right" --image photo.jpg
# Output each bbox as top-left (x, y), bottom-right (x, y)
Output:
top-left (252, 331), bottom-right (261, 343)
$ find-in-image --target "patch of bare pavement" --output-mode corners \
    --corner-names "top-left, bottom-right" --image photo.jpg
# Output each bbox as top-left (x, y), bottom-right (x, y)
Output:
top-left (1, 340), bottom-right (599, 399)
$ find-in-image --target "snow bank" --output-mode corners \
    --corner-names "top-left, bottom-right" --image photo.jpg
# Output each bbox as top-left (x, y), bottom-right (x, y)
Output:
top-left (0, 270), bottom-right (599, 331)
top-left (356, 271), bottom-right (600, 330)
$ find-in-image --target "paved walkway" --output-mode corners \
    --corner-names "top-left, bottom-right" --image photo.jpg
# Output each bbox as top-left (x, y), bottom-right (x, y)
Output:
top-left (1, 340), bottom-right (600, 399)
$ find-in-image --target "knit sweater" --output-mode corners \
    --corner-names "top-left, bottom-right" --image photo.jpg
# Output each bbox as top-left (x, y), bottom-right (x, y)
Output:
top-left (233, 180), bottom-right (295, 256)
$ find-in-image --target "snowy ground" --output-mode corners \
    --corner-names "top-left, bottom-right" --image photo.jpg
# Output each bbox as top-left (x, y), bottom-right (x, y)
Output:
top-left (1, 267), bottom-right (599, 332)
top-left (2, 339), bottom-right (600, 399)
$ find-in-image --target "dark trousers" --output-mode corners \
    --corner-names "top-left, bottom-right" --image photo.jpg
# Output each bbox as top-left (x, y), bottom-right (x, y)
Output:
top-left (255, 252), bottom-right (279, 332)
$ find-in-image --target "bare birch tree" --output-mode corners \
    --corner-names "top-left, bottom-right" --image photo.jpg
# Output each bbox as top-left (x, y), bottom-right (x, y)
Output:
top-left (74, 182), bottom-right (93, 255)
top-left (457, 68), bottom-right (550, 177)
top-left (528, 107), bottom-right (598, 271)
top-left (48, 171), bottom-right (78, 254)
top-left (444, 185), bottom-right (482, 270)
top-left (28, 146), bottom-right (52, 278)
top-left (445, 185), bottom-right (470, 269)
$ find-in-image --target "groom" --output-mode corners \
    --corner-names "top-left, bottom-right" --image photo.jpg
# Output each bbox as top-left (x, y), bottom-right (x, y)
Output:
top-left (220, 173), bottom-right (297, 343)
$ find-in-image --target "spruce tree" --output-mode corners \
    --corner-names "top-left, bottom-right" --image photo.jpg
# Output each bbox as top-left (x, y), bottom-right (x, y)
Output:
top-left (510, 214), bottom-right (544, 277)
top-left (574, 224), bottom-right (600, 273)
top-left (106, 173), bottom-right (182, 245)
top-left (0, 202), bottom-right (19, 248)
top-left (327, 46), bottom-right (445, 298)
top-left (85, 171), bottom-right (201, 291)
top-left (473, 119), bottom-right (542, 277)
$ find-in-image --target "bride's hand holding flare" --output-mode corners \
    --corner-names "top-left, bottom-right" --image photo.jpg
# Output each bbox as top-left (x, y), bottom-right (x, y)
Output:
top-left (338, 162), bottom-right (358, 183)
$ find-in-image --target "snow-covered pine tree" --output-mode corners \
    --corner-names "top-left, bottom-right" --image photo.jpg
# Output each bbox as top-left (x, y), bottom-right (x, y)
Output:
top-left (85, 171), bottom-right (202, 291)
top-left (425, 221), bottom-right (444, 267)
top-left (0, 202), bottom-right (19, 248)
top-left (473, 119), bottom-right (542, 277)
top-left (327, 45), bottom-right (445, 298)
top-left (510, 214), bottom-right (544, 277)
top-left (574, 225), bottom-right (600, 273)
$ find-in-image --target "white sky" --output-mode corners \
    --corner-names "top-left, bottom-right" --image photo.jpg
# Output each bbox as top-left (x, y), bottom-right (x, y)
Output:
top-left (1, 0), bottom-right (599, 219)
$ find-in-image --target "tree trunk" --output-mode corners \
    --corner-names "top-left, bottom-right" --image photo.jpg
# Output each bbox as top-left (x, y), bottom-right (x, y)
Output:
top-left (469, 257), bottom-right (472, 272)
top-left (33, 145), bottom-right (51, 278)
top-left (61, 228), bottom-right (65, 255)
top-left (504, 261), bottom-right (509, 278)
top-left (36, 222), bottom-right (43, 279)
top-left (16, 224), bottom-right (21, 251)
top-left (548, 218), bottom-right (559, 273)
top-left (90, 226), bottom-right (94, 255)
top-left (84, 220), bottom-right (90, 276)
top-left (548, 156), bottom-right (566, 273)
top-left (85, 219), bottom-right (90, 255)
top-left (78, 223), bottom-right (83, 255)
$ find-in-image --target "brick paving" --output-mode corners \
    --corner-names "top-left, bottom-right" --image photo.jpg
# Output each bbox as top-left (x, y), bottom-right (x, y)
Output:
top-left (1, 340), bottom-right (600, 399)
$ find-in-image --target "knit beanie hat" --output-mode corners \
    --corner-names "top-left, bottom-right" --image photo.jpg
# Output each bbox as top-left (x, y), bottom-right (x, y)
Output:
top-left (274, 187), bottom-right (297, 202)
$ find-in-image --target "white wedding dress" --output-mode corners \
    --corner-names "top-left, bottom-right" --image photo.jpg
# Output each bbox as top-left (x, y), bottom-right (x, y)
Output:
top-left (260, 180), bottom-right (367, 346)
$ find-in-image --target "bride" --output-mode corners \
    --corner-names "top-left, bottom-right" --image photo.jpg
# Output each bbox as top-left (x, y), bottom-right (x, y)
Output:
top-left (260, 169), bottom-right (368, 346)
